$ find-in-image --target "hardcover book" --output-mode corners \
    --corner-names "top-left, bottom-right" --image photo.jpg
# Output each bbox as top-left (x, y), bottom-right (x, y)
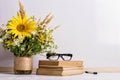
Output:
top-left (36, 68), bottom-right (84, 76)
top-left (39, 65), bottom-right (84, 71)
top-left (39, 60), bottom-right (83, 67)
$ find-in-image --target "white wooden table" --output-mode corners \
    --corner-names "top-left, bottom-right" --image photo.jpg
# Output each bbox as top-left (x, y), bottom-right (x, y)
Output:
top-left (1, 67), bottom-right (120, 80)
top-left (0, 73), bottom-right (120, 80)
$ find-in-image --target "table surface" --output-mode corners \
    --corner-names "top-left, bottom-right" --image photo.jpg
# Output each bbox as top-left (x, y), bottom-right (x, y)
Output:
top-left (0, 73), bottom-right (120, 80)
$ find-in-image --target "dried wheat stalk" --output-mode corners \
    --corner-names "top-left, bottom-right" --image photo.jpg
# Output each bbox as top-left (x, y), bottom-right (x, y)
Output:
top-left (39, 13), bottom-right (54, 26)
top-left (19, 0), bottom-right (25, 19)
top-left (0, 27), bottom-right (5, 38)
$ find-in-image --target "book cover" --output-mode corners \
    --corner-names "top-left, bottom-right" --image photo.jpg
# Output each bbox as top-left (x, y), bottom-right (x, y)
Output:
top-left (36, 68), bottom-right (84, 76)
top-left (39, 60), bottom-right (83, 67)
top-left (39, 65), bottom-right (84, 71)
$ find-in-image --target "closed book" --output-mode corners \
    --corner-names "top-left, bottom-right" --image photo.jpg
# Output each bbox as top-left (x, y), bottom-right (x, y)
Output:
top-left (36, 68), bottom-right (84, 76)
top-left (39, 65), bottom-right (84, 71)
top-left (39, 60), bottom-right (83, 67)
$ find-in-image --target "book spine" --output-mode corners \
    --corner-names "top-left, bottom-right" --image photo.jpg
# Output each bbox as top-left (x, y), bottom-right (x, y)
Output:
top-left (39, 61), bottom-right (59, 66)
top-left (38, 66), bottom-right (84, 71)
top-left (36, 69), bottom-right (62, 76)
top-left (39, 61), bottom-right (83, 67)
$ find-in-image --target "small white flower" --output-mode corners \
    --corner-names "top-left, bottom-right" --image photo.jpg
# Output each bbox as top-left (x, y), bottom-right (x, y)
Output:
top-left (41, 45), bottom-right (44, 49)
top-left (12, 39), bottom-right (20, 46)
top-left (48, 43), bottom-right (52, 46)
top-left (21, 48), bottom-right (25, 51)
top-left (31, 31), bottom-right (37, 35)
top-left (0, 39), bottom-right (3, 43)
top-left (18, 36), bottom-right (23, 43)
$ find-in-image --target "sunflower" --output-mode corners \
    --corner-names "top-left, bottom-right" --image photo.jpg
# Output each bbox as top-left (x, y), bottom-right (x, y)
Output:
top-left (7, 13), bottom-right (36, 39)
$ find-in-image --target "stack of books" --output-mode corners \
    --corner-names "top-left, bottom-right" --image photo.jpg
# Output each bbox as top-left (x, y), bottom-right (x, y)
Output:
top-left (36, 60), bottom-right (84, 76)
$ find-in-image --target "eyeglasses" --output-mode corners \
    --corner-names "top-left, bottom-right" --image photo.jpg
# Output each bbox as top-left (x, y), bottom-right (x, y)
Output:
top-left (46, 53), bottom-right (73, 61)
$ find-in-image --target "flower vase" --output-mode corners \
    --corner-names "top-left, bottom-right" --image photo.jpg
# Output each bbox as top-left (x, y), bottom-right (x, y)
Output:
top-left (14, 57), bottom-right (33, 74)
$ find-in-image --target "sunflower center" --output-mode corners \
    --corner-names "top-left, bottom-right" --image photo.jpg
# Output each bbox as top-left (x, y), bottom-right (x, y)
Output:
top-left (17, 24), bottom-right (26, 32)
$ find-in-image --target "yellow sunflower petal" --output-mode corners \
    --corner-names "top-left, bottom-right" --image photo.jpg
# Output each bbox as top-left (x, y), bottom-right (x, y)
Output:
top-left (22, 15), bottom-right (27, 23)
top-left (17, 13), bottom-right (22, 24)
top-left (7, 13), bottom-right (37, 39)
top-left (11, 17), bottom-right (18, 25)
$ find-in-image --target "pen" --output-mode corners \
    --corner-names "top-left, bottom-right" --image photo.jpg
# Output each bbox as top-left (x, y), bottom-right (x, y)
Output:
top-left (85, 71), bottom-right (98, 75)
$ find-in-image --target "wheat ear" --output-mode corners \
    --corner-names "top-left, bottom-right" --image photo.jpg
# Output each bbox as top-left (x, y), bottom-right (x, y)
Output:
top-left (19, 0), bottom-right (25, 19)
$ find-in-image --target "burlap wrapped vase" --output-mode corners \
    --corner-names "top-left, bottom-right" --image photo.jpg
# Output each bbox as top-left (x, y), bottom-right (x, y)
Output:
top-left (14, 57), bottom-right (33, 74)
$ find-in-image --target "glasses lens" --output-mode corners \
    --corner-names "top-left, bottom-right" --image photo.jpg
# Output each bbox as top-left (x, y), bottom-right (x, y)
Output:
top-left (48, 55), bottom-right (59, 60)
top-left (62, 55), bottom-right (72, 61)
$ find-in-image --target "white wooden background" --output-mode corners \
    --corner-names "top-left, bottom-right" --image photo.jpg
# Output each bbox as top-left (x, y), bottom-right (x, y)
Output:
top-left (0, 0), bottom-right (120, 68)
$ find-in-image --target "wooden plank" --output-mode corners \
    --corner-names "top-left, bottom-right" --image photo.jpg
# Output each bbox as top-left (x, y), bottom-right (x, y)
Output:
top-left (0, 67), bottom-right (13, 72)
top-left (0, 67), bottom-right (36, 73)
top-left (85, 68), bottom-right (120, 73)
top-left (1, 67), bottom-right (120, 73)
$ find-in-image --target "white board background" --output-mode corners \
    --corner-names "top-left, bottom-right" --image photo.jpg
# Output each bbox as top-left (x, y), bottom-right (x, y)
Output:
top-left (0, 0), bottom-right (120, 68)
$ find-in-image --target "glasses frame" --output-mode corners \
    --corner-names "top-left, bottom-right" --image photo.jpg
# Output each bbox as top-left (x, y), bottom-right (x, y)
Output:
top-left (46, 53), bottom-right (73, 61)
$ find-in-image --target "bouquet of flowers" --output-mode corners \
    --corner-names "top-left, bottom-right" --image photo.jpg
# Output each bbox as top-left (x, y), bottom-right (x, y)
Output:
top-left (0, 1), bottom-right (58, 57)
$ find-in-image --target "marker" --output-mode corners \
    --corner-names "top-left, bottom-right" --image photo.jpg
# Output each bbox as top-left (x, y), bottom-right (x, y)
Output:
top-left (85, 71), bottom-right (98, 74)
